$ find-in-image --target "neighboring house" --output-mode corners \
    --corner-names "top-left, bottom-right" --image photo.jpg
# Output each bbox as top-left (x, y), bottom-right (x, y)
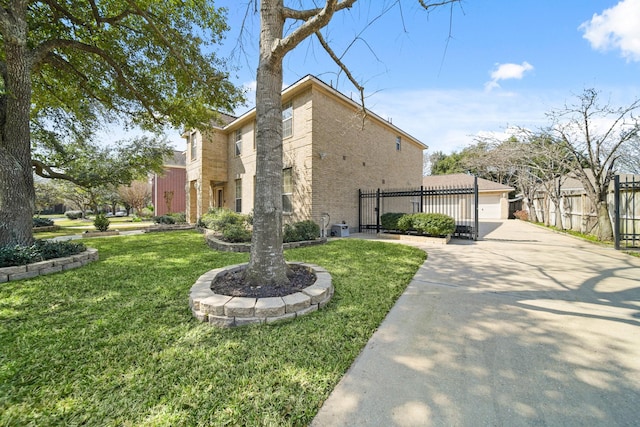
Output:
top-left (422, 174), bottom-right (514, 220)
top-left (151, 150), bottom-right (186, 216)
top-left (185, 74), bottom-right (427, 232)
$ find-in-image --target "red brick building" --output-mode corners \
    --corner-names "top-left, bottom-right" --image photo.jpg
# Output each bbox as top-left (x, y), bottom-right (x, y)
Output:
top-left (151, 150), bottom-right (186, 216)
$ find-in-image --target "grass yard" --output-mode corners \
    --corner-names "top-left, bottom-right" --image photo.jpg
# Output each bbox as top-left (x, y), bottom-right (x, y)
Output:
top-left (0, 231), bottom-right (426, 426)
top-left (34, 216), bottom-right (153, 239)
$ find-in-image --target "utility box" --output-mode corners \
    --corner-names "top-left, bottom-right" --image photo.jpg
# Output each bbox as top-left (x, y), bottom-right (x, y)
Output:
top-left (330, 224), bottom-right (349, 237)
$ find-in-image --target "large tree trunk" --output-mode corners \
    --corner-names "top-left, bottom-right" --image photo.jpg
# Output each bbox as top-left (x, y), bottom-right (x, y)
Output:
top-left (0, 11), bottom-right (35, 247)
top-left (243, 1), bottom-right (291, 287)
top-left (595, 200), bottom-right (614, 241)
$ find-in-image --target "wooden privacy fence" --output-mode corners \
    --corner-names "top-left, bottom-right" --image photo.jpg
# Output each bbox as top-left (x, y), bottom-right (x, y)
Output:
top-left (359, 177), bottom-right (479, 240)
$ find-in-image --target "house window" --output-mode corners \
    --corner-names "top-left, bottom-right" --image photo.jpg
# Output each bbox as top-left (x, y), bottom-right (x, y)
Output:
top-left (396, 136), bottom-right (401, 151)
top-left (282, 102), bottom-right (293, 138)
top-left (190, 132), bottom-right (197, 161)
top-left (235, 179), bottom-right (242, 213)
top-left (253, 120), bottom-right (257, 150)
top-left (282, 167), bottom-right (293, 213)
top-left (234, 129), bottom-right (242, 156)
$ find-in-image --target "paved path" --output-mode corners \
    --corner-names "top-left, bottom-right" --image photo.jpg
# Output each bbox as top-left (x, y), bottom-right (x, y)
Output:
top-left (312, 220), bottom-right (640, 426)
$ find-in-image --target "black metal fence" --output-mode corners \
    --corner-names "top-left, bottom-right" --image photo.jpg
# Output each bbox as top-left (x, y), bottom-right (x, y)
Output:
top-left (359, 177), bottom-right (479, 240)
top-left (614, 174), bottom-right (640, 250)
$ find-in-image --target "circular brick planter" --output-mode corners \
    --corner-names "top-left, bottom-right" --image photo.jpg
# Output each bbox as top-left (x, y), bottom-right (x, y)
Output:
top-left (189, 262), bottom-right (333, 328)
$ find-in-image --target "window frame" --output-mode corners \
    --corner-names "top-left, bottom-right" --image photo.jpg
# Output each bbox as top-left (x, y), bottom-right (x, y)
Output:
top-left (235, 179), bottom-right (242, 213)
top-left (282, 102), bottom-right (293, 139)
top-left (396, 136), bottom-right (402, 151)
top-left (282, 167), bottom-right (293, 214)
top-left (234, 128), bottom-right (242, 157)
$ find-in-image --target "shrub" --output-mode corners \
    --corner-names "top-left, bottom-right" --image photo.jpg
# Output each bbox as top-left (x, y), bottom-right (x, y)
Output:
top-left (0, 240), bottom-right (86, 268)
top-left (131, 216), bottom-right (142, 223)
top-left (221, 224), bottom-right (252, 243)
top-left (397, 215), bottom-right (414, 232)
top-left (201, 208), bottom-right (248, 233)
top-left (168, 212), bottom-right (186, 224)
top-left (139, 208), bottom-right (154, 218)
top-left (514, 210), bottom-right (529, 221)
top-left (394, 213), bottom-right (456, 236)
top-left (93, 213), bottom-right (110, 232)
top-left (380, 213), bottom-right (405, 231)
top-left (283, 220), bottom-right (320, 243)
top-left (411, 213), bottom-right (456, 236)
top-left (33, 217), bottom-right (54, 228)
top-left (153, 215), bottom-right (176, 225)
top-left (65, 210), bottom-right (83, 220)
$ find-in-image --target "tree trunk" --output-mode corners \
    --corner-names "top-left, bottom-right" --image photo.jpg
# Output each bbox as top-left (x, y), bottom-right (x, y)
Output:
top-left (596, 200), bottom-right (614, 241)
top-left (0, 12), bottom-right (35, 247)
top-left (243, 2), bottom-right (291, 287)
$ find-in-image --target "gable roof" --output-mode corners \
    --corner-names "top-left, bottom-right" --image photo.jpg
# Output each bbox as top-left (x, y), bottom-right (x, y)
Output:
top-left (423, 173), bottom-right (514, 193)
top-left (225, 74), bottom-right (427, 150)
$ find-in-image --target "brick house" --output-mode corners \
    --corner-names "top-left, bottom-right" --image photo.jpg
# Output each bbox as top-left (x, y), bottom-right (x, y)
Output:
top-left (185, 75), bottom-right (426, 233)
top-left (150, 150), bottom-right (186, 216)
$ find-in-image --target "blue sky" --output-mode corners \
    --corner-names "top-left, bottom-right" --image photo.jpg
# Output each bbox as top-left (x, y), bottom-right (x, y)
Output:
top-left (165, 0), bottom-right (640, 155)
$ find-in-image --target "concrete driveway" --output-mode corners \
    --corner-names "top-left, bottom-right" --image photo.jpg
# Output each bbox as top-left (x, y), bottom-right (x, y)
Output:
top-left (312, 220), bottom-right (640, 426)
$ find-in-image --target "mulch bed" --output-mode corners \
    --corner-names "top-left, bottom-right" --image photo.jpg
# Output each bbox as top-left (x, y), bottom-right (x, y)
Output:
top-left (211, 264), bottom-right (317, 298)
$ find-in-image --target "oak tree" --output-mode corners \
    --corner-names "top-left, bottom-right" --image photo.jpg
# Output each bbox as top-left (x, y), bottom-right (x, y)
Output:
top-left (0, 0), bottom-right (243, 246)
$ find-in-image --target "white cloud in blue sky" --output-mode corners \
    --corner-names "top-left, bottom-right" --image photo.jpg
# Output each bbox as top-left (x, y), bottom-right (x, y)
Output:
top-left (484, 62), bottom-right (535, 92)
top-left (580, 0), bottom-right (640, 62)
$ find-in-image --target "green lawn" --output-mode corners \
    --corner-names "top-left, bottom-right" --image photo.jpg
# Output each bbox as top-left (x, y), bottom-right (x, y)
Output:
top-left (0, 231), bottom-right (426, 426)
top-left (34, 216), bottom-right (154, 239)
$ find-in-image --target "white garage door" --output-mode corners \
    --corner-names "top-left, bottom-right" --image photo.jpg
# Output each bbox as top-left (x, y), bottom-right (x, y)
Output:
top-left (478, 194), bottom-right (502, 219)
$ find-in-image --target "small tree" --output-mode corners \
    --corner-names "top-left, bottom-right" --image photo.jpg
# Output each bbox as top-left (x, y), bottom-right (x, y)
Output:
top-left (118, 180), bottom-right (151, 216)
top-left (546, 89), bottom-right (640, 240)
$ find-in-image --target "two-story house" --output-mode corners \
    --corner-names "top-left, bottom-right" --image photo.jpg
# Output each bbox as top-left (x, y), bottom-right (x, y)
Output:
top-left (185, 74), bottom-right (426, 233)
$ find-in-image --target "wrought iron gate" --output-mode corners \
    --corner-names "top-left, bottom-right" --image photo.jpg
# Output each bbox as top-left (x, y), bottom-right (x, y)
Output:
top-left (359, 177), bottom-right (479, 240)
top-left (614, 175), bottom-right (640, 250)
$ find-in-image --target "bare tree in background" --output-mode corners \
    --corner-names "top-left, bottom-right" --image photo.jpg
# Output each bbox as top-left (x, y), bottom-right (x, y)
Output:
top-left (243, 0), bottom-right (461, 287)
top-left (118, 181), bottom-right (151, 216)
top-left (546, 88), bottom-right (640, 240)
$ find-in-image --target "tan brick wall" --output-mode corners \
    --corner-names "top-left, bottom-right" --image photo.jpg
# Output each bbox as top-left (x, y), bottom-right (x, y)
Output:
top-left (310, 85), bottom-right (424, 232)
top-left (185, 127), bottom-right (228, 222)
top-left (187, 76), bottom-right (425, 232)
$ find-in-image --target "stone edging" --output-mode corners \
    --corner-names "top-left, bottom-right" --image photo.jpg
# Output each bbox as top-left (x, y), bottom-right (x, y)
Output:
top-left (0, 248), bottom-right (99, 283)
top-left (189, 262), bottom-right (333, 327)
top-left (376, 232), bottom-right (451, 245)
top-left (202, 229), bottom-right (327, 252)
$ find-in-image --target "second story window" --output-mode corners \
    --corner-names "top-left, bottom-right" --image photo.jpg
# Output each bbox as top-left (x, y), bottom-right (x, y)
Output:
top-left (235, 129), bottom-right (242, 156)
top-left (190, 132), bottom-right (197, 161)
top-left (396, 136), bottom-right (402, 151)
top-left (282, 102), bottom-right (293, 138)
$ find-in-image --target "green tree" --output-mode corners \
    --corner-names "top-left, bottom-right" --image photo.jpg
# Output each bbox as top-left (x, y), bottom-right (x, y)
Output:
top-left (244, 0), bottom-right (460, 287)
top-left (429, 151), bottom-right (466, 175)
top-left (0, 0), bottom-right (243, 247)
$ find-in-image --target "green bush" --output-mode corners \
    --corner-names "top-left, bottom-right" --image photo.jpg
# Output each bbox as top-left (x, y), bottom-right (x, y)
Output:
top-left (65, 210), bottom-right (83, 220)
top-left (283, 220), bottom-right (320, 243)
top-left (131, 216), bottom-right (142, 223)
top-left (33, 217), bottom-right (54, 228)
top-left (168, 212), bottom-right (186, 224)
top-left (380, 212), bottom-right (405, 231)
top-left (410, 213), bottom-right (456, 236)
top-left (397, 215), bottom-right (414, 232)
top-left (93, 213), bottom-right (110, 232)
top-left (221, 224), bottom-right (252, 243)
top-left (0, 240), bottom-right (86, 268)
top-left (201, 208), bottom-right (252, 243)
top-left (153, 215), bottom-right (175, 225)
top-left (201, 208), bottom-right (248, 233)
top-left (139, 208), bottom-right (154, 218)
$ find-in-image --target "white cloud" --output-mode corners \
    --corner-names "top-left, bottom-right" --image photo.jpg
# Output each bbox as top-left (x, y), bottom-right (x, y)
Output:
top-left (484, 62), bottom-right (534, 91)
top-left (580, 0), bottom-right (640, 62)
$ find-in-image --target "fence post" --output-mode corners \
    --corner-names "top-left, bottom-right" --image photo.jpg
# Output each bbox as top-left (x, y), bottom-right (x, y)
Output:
top-left (420, 185), bottom-right (424, 213)
top-left (474, 176), bottom-right (479, 240)
top-left (375, 188), bottom-right (381, 234)
top-left (358, 189), bottom-right (362, 233)
top-left (614, 175), bottom-right (620, 250)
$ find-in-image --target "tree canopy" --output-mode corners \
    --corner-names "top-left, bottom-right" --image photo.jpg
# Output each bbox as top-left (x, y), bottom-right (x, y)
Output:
top-left (0, 0), bottom-right (244, 246)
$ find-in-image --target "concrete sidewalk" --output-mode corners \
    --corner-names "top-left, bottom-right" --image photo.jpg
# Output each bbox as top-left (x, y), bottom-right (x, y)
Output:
top-left (312, 220), bottom-right (640, 426)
